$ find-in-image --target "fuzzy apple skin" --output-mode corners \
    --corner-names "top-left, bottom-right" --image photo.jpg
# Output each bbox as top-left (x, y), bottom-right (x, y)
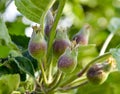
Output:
top-left (87, 58), bottom-right (116, 85)
top-left (87, 63), bottom-right (109, 85)
top-left (53, 26), bottom-right (71, 58)
top-left (28, 41), bottom-right (47, 59)
top-left (53, 39), bottom-right (70, 57)
top-left (58, 55), bottom-right (76, 73)
top-left (73, 34), bottom-right (88, 45)
top-left (28, 26), bottom-right (47, 59)
top-left (72, 24), bottom-right (90, 45)
top-left (58, 48), bottom-right (78, 73)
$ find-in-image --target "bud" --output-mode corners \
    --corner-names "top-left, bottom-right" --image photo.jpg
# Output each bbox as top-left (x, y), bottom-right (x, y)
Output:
top-left (53, 27), bottom-right (71, 57)
top-left (28, 26), bottom-right (47, 59)
top-left (87, 58), bottom-right (116, 85)
top-left (58, 47), bottom-right (78, 73)
top-left (72, 24), bottom-right (90, 45)
top-left (44, 10), bottom-right (54, 37)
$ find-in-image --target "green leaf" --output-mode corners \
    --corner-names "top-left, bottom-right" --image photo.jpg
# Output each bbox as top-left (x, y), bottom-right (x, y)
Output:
top-left (10, 35), bottom-right (30, 50)
top-left (14, 56), bottom-right (35, 77)
top-left (0, 17), bottom-right (12, 46)
top-left (110, 48), bottom-right (120, 70)
top-left (0, 46), bottom-right (10, 58)
top-left (0, 0), bottom-right (9, 13)
top-left (0, 66), bottom-right (10, 76)
top-left (22, 50), bottom-right (38, 71)
top-left (0, 74), bottom-right (20, 94)
top-left (15, 0), bottom-right (56, 23)
top-left (0, 17), bottom-right (19, 54)
top-left (0, 59), bottom-right (27, 81)
top-left (6, 16), bottom-right (28, 36)
top-left (8, 59), bottom-right (27, 81)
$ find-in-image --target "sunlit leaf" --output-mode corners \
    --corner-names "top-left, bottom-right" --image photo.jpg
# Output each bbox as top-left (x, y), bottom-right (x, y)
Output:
top-left (0, 17), bottom-right (20, 57)
top-left (15, 0), bottom-right (56, 23)
top-left (6, 16), bottom-right (28, 36)
top-left (0, 74), bottom-right (20, 94)
top-left (0, 17), bottom-right (12, 46)
top-left (0, 46), bottom-right (10, 58)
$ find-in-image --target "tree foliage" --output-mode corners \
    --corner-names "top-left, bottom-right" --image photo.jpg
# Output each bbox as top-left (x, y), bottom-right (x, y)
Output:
top-left (0, 0), bottom-right (120, 94)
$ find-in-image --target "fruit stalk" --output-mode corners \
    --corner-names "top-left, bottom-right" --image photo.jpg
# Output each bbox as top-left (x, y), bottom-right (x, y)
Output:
top-left (99, 32), bottom-right (114, 56)
top-left (38, 59), bottom-right (48, 85)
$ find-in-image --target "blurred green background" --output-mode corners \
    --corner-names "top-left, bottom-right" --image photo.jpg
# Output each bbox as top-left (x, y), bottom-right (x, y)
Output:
top-left (0, 0), bottom-right (120, 94)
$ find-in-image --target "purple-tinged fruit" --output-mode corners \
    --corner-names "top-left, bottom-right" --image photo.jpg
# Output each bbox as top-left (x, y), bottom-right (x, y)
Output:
top-left (87, 58), bottom-right (116, 85)
top-left (58, 48), bottom-right (78, 73)
top-left (28, 26), bottom-right (47, 59)
top-left (53, 27), bottom-right (71, 57)
top-left (87, 63), bottom-right (108, 85)
top-left (73, 24), bottom-right (90, 45)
